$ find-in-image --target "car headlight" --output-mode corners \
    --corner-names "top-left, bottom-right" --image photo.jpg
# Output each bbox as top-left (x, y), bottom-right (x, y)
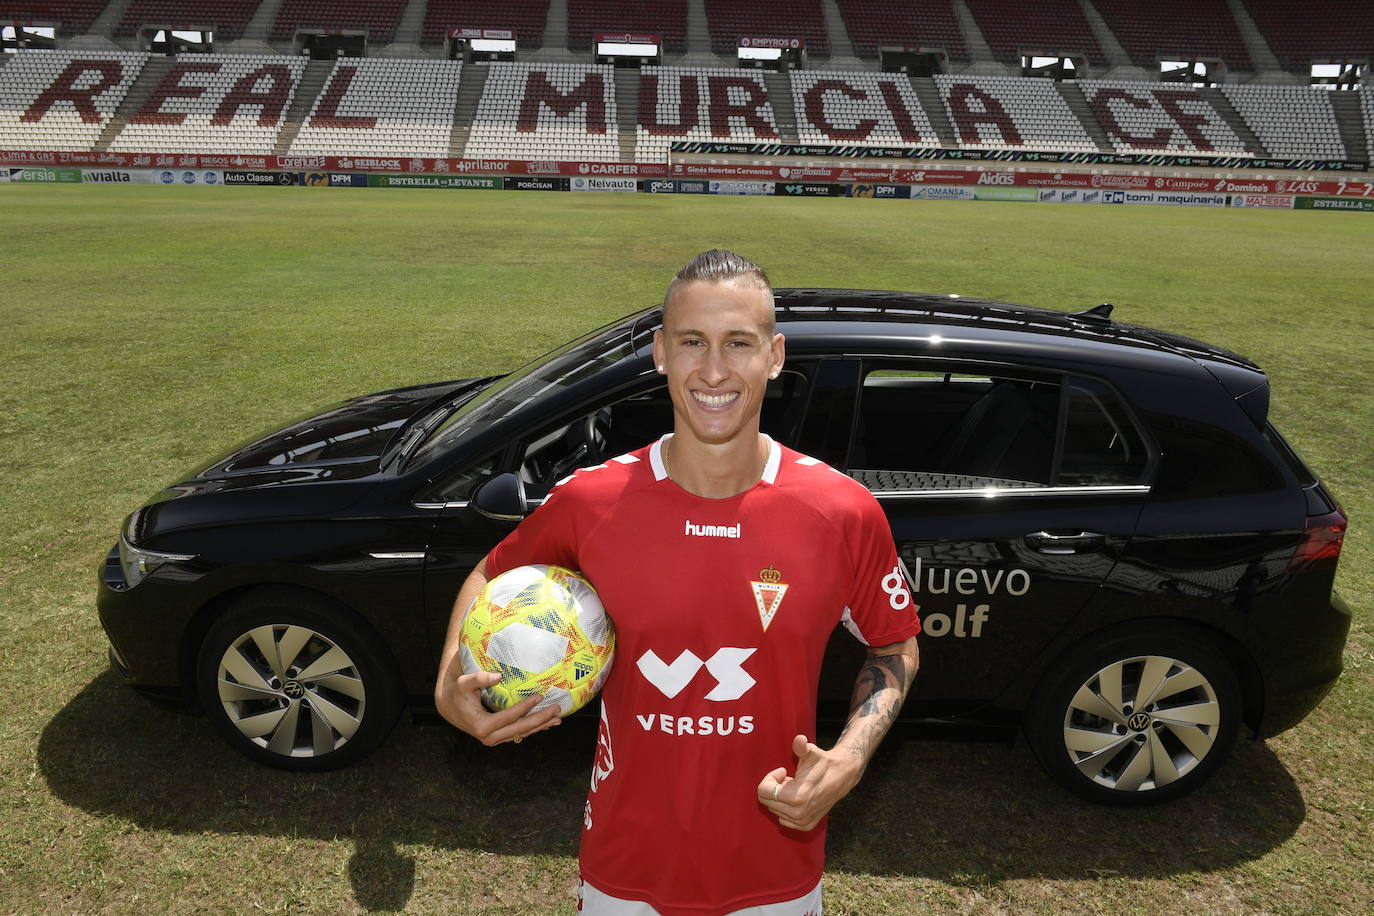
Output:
top-left (117, 515), bottom-right (195, 589)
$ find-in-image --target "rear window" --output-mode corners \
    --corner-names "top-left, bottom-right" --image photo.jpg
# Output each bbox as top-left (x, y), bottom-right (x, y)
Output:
top-left (1059, 377), bottom-right (1150, 486)
top-left (1263, 424), bottom-right (1318, 487)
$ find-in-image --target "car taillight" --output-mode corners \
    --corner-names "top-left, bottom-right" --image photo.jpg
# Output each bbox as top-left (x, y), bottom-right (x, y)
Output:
top-left (1288, 505), bottom-right (1347, 573)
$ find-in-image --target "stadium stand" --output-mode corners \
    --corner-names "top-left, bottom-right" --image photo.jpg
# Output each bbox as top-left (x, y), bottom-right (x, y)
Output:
top-left (833, 0), bottom-right (966, 62)
top-left (1093, 0), bottom-right (1252, 71)
top-left (1363, 91), bottom-right (1374, 158)
top-left (635, 66), bottom-right (779, 162)
top-left (1221, 84), bottom-right (1345, 159)
top-left (271, 0), bottom-right (406, 45)
top-left (0, 49), bottom-right (147, 150)
top-left (420, 0), bottom-right (549, 49)
top-left (464, 62), bottom-right (619, 161)
top-left (790, 70), bottom-right (936, 147)
top-left (1241, 0), bottom-right (1374, 71)
top-left (0, 1), bottom-right (104, 37)
top-left (567, 0), bottom-right (687, 53)
top-left (933, 74), bottom-right (1096, 151)
top-left (702, 0), bottom-right (828, 57)
top-left (287, 58), bottom-right (462, 158)
top-left (963, 0), bottom-right (1107, 68)
top-left (107, 54), bottom-right (306, 154)
top-left (1079, 79), bottom-right (1250, 155)
top-left (114, 0), bottom-right (260, 42)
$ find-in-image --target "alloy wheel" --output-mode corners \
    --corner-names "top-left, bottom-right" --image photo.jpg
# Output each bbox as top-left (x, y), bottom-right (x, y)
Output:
top-left (1061, 654), bottom-right (1221, 792)
top-left (216, 624), bottom-right (367, 758)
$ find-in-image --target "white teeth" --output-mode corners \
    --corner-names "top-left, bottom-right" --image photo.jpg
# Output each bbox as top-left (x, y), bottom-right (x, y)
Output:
top-left (693, 391), bottom-right (739, 408)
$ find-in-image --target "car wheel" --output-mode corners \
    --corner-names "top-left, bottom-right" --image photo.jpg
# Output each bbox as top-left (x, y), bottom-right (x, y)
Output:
top-left (196, 591), bottom-right (403, 771)
top-left (1025, 629), bottom-right (1241, 805)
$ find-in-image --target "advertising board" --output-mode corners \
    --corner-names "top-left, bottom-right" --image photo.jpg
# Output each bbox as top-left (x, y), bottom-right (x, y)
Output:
top-left (80, 169), bottom-right (153, 184)
top-left (9, 167), bottom-right (81, 182)
top-left (225, 170), bottom-right (294, 186)
top-left (1295, 196), bottom-right (1374, 212)
top-left (776, 183), bottom-right (844, 197)
top-left (710, 180), bottom-right (775, 196)
top-left (570, 176), bottom-right (639, 192)
top-left (368, 175), bottom-right (501, 189)
top-left (647, 179), bottom-right (709, 193)
top-left (848, 184), bottom-right (910, 199)
top-left (1230, 195), bottom-right (1294, 209)
top-left (912, 186), bottom-right (975, 200)
top-left (504, 176), bottom-right (570, 191)
top-left (1101, 190), bottom-right (1227, 207)
top-left (153, 169), bottom-right (222, 185)
top-left (973, 187), bottom-right (1038, 202)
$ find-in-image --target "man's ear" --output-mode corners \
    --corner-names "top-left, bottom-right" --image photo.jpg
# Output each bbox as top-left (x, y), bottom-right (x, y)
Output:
top-left (652, 329), bottom-right (665, 373)
top-left (771, 332), bottom-right (786, 376)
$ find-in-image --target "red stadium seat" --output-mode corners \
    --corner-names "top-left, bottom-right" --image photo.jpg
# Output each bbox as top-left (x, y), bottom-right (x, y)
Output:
top-left (271, 0), bottom-right (407, 45)
top-left (964, 0), bottom-right (1107, 68)
top-left (1093, 0), bottom-right (1252, 71)
top-left (421, 0), bottom-right (549, 49)
top-left (1241, 0), bottom-right (1374, 70)
top-left (703, 0), bottom-right (828, 57)
top-left (0, 1), bottom-right (104, 36)
top-left (568, 0), bottom-right (687, 53)
top-left (114, 1), bottom-right (260, 40)
top-left (833, 0), bottom-right (967, 61)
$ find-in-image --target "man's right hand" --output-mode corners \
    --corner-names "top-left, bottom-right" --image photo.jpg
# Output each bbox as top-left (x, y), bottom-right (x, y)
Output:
top-left (434, 666), bottom-right (562, 747)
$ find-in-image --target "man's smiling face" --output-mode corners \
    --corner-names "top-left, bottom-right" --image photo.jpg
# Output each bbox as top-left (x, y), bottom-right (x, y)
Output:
top-left (653, 280), bottom-right (785, 448)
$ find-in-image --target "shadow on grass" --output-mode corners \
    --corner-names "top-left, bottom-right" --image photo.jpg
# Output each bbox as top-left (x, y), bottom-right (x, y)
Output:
top-left (40, 673), bottom-right (1305, 909)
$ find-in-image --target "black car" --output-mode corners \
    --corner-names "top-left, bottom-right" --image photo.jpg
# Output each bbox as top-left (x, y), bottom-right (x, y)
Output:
top-left (97, 290), bottom-right (1351, 805)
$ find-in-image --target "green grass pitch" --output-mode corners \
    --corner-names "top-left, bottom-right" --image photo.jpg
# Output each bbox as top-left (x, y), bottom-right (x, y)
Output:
top-left (1, 184), bottom-right (1370, 914)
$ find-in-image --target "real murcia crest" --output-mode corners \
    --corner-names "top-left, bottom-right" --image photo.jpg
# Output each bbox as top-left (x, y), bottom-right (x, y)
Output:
top-left (750, 566), bottom-right (789, 632)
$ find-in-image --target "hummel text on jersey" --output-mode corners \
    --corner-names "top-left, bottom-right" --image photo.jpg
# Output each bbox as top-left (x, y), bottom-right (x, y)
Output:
top-left (684, 520), bottom-right (741, 538)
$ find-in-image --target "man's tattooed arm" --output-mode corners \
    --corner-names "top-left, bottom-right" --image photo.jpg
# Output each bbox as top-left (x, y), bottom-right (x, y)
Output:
top-left (835, 638), bottom-right (920, 772)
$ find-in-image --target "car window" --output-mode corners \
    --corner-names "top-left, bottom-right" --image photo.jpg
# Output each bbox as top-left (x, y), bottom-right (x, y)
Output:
top-left (421, 450), bottom-right (501, 503)
top-left (848, 362), bottom-right (1061, 491)
top-left (411, 311), bottom-right (653, 466)
top-left (1058, 377), bottom-right (1150, 485)
top-left (516, 366), bottom-right (813, 497)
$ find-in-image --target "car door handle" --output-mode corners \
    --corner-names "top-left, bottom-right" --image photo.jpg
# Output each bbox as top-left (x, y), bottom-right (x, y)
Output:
top-left (1024, 530), bottom-right (1106, 555)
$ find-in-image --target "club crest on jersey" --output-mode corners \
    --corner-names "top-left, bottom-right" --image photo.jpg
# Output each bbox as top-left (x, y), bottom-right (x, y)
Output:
top-left (750, 566), bottom-right (789, 631)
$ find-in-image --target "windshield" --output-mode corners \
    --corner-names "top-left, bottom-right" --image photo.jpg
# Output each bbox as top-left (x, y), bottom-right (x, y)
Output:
top-left (410, 309), bottom-right (657, 465)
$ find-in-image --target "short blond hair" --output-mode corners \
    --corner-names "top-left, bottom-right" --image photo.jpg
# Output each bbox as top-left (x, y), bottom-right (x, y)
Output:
top-left (663, 250), bottom-right (775, 332)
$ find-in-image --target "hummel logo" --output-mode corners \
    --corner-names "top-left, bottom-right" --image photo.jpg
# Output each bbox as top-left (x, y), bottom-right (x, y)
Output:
top-left (684, 520), bottom-right (741, 538)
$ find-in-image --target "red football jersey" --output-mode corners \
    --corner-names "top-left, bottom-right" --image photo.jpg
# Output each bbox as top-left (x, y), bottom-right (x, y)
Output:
top-left (487, 435), bottom-right (920, 916)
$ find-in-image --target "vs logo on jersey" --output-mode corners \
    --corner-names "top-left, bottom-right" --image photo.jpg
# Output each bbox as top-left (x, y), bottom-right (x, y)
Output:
top-left (750, 565), bottom-right (789, 631)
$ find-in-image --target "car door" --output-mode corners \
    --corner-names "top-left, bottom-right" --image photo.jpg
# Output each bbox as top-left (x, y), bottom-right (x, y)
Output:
top-left (812, 358), bottom-right (1153, 719)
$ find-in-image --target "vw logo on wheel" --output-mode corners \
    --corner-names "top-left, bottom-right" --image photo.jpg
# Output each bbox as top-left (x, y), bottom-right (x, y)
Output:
top-left (1127, 712), bottom-right (1151, 731)
top-left (283, 680), bottom-right (305, 699)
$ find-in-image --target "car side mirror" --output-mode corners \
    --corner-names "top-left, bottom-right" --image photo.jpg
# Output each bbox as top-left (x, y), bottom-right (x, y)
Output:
top-left (470, 472), bottom-right (533, 522)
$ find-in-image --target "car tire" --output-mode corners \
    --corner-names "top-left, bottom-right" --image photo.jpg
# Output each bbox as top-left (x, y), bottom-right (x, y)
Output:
top-left (196, 590), bottom-right (403, 771)
top-left (1025, 628), bottom-right (1242, 806)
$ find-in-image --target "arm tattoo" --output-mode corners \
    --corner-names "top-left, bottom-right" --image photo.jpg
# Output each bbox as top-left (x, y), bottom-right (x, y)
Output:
top-left (838, 643), bottom-right (917, 768)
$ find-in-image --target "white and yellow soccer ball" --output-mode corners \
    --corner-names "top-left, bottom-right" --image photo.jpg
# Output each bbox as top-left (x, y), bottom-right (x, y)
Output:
top-left (459, 564), bottom-right (615, 716)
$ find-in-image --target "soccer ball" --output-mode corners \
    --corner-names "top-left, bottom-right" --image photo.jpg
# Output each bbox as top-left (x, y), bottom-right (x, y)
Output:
top-left (459, 564), bottom-right (615, 716)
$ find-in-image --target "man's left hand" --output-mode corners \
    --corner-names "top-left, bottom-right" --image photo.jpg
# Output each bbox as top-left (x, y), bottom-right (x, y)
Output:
top-left (756, 734), bottom-right (863, 832)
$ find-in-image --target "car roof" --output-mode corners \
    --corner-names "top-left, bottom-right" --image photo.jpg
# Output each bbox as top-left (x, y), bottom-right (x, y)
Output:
top-left (768, 288), bottom-right (1262, 379)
